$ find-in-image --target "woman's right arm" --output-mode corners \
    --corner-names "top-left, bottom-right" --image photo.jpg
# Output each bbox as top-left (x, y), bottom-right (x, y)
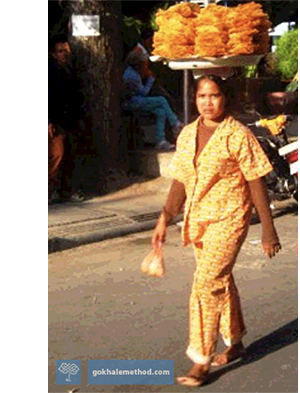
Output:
top-left (152, 179), bottom-right (186, 248)
top-left (248, 177), bottom-right (281, 258)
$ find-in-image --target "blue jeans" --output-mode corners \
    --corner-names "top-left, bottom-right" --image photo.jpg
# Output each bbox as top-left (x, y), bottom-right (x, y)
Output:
top-left (123, 96), bottom-right (178, 142)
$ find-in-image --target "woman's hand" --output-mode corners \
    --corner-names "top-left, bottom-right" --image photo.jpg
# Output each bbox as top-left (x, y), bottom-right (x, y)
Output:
top-left (248, 177), bottom-right (282, 259)
top-left (152, 215), bottom-right (167, 249)
top-left (262, 228), bottom-right (282, 258)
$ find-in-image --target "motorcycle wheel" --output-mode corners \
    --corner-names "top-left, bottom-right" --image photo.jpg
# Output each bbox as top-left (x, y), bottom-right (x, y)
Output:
top-left (293, 189), bottom-right (298, 202)
top-left (290, 175), bottom-right (298, 202)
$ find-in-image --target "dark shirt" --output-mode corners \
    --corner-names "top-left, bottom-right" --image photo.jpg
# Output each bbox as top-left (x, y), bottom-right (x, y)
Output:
top-left (48, 62), bottom-right (84, 130)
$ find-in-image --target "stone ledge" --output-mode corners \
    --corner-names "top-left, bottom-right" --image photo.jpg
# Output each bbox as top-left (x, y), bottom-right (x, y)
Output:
top-left (128, 149), bottom-right (175, 178)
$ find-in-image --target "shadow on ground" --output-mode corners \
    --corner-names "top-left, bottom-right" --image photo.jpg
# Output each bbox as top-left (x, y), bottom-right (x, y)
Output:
top-left (207, 319), bottom-right (298, 386)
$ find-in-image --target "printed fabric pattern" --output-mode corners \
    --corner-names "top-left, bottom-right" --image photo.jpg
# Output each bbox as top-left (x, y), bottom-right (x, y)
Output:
top-left (169, 115), bottom-right (273, 245)
top-left (169, 115), bottom-right (273, 364)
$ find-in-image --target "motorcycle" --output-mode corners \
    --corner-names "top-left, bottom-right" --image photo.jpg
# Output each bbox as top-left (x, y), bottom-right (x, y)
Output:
top-left (248, 114), bottom-right (298, 202)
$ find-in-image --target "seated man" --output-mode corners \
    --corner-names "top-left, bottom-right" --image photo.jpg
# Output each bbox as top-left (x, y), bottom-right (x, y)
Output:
top-left (122, 50), bottom-right (183, 151)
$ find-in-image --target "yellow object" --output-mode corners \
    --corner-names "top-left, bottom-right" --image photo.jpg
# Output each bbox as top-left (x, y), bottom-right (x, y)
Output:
top-left (257, 114), bottom-right (287, 136)
top-left (188, 227), bottom-right (247, 364)
top-left (292, 72), bottom-right (298, 82)
top-left (169, 115), bottom-right (273, 364)
top-left (153, 2), bottom-right (271, 58)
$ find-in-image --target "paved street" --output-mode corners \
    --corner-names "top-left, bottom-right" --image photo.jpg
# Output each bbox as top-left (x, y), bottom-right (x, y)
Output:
top-left (48, 200), bottom-right (297, 393)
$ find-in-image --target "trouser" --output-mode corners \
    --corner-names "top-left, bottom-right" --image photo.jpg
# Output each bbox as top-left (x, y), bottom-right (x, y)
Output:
top-left (125, 96), bottom-right (178, 142)
top-left (186, 220), bottom-right (249, 365)
top-left (48, 134), bottom-right (65, 195)
top-left (149, 81), bottom-right (178, 113)
top-left (59, 132), bottom-right (84, 198)
top-left (48, 128), bottom-right (84, 198)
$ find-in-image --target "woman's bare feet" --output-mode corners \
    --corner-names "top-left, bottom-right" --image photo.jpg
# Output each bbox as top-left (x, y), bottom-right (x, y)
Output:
top-left (211, 341), bottom-right (245, 366)
top-left (176, 363), bottom-right (210, 387)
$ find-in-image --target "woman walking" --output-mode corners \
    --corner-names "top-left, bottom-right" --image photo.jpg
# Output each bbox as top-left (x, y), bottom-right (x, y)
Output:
top-left (152, 75), bottom-right (281, 387)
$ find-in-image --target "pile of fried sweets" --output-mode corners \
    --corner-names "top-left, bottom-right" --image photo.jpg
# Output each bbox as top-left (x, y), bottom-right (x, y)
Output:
top-left (152, 2), bottom-right (272, 59)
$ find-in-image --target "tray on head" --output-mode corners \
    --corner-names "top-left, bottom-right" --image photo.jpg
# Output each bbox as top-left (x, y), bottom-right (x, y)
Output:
top-left (150, 54), bottom-right (263, 70)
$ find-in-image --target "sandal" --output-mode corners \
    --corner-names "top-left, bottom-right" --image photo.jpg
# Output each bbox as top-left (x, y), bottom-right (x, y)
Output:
top-left (211, 343), bottom-right (246, 366)
top-left (177, 374), bottom-right (208, 387)
top-left (177, 364), bottom-right (209, 387)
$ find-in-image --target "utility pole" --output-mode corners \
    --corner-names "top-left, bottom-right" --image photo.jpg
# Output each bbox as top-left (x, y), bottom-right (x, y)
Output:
top-left (183, 0), bottom-right (191, 125)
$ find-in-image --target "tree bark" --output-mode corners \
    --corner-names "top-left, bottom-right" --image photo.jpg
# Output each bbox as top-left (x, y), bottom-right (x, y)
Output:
top-left (67, 0), bottom-right (125, 191)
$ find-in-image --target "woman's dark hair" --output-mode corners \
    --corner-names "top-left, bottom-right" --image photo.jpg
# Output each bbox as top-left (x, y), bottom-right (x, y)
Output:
top-left (194, 74), bottom-right (234, 111)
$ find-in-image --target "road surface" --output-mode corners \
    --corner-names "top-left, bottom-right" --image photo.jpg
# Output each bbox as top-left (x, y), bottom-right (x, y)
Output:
top-left (49, 200), bottom-right (297, 393)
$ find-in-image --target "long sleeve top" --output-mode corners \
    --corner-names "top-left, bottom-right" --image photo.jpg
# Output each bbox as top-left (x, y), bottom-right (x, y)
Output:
top-left (122, 65), bottom-right (155, 109)
top-left (48, 63), bottom-right (84, 130)
top-left (169, 115), bottom-right (273, 245)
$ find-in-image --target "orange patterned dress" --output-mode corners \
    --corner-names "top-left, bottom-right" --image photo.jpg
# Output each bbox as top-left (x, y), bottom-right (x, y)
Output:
top-left (169, 115), bottom-right (273, 365)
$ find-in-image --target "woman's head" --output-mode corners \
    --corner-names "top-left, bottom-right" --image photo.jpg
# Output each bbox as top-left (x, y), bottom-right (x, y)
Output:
top-left (195, 75), bottom-right (230, 121)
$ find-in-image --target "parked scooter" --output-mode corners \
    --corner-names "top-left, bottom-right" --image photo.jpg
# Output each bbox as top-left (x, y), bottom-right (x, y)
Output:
top-left (248, 114), bottom-right (298, 202)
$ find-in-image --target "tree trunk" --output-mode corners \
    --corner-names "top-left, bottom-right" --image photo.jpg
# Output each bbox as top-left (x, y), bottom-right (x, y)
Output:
top-left (66, 0), bottom-right (125, 192)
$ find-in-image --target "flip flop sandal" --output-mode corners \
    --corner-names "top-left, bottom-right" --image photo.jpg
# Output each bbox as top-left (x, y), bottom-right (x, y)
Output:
top-left (211, 348), bottom-right (246, 367)
top-left (177, 374), bottom-right (208, 387)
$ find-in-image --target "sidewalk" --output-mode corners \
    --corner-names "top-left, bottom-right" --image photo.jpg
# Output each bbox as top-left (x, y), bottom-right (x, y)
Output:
top-left (49, 117), bottom-right (298, 254)
top-left (48, 167), bottom-right (180, 253)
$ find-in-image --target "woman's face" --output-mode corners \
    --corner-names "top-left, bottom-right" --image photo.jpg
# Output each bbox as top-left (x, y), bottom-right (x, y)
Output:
top-left (195, 79), bottom-right (226, 121)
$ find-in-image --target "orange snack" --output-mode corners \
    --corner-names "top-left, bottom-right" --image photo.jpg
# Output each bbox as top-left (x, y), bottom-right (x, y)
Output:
top-left (226, 2), bottom-right (271, 55)
top-left (194, 4), bottom-right (229, 57)
top-left (152, 2), bottom-right (201, 59)
top-left (152, 1), bottom-right (271, 58)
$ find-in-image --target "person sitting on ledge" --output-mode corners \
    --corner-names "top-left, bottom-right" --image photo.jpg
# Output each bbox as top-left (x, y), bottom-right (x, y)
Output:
top-left (121, 50), bottom-right (183, 151)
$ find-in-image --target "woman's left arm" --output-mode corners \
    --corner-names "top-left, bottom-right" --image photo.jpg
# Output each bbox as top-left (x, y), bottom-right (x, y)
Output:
top-left (248, 177), bottom-right (282, 258)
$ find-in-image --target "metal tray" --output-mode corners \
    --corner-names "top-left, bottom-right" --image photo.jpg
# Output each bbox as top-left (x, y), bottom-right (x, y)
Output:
top-left (150, 54), bottom-right (263, 70)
